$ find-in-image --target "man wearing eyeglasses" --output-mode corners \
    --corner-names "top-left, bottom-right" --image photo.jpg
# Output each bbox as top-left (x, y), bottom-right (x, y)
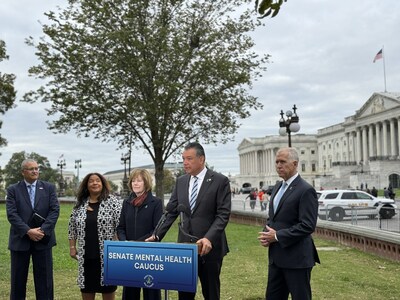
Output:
top-left (6, 159), bottom-right (60, 300)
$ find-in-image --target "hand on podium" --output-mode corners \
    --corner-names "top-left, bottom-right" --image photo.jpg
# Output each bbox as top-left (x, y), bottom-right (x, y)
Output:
top-left (196, 238), bottom-right (212, 256)
top-left (145, 235), bottom-right (158, 242)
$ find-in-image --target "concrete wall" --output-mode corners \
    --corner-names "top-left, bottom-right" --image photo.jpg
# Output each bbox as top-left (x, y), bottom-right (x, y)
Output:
top-left (230, 211), bottom-right (400, 262)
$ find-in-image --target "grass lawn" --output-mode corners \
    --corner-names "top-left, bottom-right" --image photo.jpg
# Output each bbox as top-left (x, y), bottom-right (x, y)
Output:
top-left (1, 203), bottom-right (400, 299)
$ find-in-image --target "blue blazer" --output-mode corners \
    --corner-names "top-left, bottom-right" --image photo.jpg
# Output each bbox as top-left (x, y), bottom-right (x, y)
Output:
top-left (6, 180), bottom-right (60, 251)
top-left (268, 175), bottom-right (320, 268)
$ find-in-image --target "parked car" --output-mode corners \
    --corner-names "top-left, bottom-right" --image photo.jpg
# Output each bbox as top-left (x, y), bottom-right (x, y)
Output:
top-left (317, 189), bottom-right (397, 221)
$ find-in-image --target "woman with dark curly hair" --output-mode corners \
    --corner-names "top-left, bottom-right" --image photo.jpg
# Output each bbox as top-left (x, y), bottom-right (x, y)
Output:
top-left (68, 173), bottom-right (122, 300)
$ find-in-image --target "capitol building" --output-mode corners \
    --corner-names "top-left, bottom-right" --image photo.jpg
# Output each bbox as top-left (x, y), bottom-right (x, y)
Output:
top-left (235, 92), bottom-right (400, 191)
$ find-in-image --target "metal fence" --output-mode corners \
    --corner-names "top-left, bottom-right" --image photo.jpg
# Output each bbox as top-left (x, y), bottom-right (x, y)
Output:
top-left (232, 194), bottom-right (400, 234)
top-left (320, 206), bottom-right (400, 233)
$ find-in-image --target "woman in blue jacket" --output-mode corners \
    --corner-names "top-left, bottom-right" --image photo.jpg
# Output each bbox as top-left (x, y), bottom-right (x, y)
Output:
top-left (117, 168), bottom-right (163, 300)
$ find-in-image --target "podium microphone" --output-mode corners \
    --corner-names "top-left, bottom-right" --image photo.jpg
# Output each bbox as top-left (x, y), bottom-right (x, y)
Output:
top-left (152, 202), bottom-right (174, 238)
top-left (177, 204), bottom-right (199, 241)
top-left (177, 204), bottom-right (188, 227)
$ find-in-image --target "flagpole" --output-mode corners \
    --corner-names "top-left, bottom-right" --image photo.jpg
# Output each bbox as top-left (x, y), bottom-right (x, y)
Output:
top-left (382, 45), bottom-right (387, 92)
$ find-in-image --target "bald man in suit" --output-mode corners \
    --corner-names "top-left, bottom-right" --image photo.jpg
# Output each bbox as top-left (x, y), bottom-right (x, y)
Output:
top-left (147, 142), bottom-right (231, 300)
top-left (6, 159), bottom-right (60, 300)
top-left (258, 148), bottom-right (319, 300)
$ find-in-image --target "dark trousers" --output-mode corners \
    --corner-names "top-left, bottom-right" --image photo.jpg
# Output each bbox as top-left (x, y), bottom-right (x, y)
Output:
top-left (178, 258), bottom-right (223, 300)
top-left (10, 246), bottom-right (54, 300)
top-left (122, 286), bottom-right (161, 300)
top-left (266, 263), bottom-right (312, 300)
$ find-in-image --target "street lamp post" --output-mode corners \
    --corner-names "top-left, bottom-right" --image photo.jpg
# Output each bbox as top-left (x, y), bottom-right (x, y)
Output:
top-left (121, 152), bottom-right (130, 197)
top-left (74, 159), bottom-right (82, 187)
top-left (57, 158), bottom-right (66, 197)
top-left (279, 104), bottom-right (301, 147)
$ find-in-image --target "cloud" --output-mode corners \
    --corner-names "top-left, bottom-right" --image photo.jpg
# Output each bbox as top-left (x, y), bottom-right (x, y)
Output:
top-left (0, 0), bottom-right (399, 177)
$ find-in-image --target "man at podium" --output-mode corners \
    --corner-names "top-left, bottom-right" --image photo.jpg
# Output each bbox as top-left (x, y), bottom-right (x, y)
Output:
top-left (147, 142), bottom-right (231, 300)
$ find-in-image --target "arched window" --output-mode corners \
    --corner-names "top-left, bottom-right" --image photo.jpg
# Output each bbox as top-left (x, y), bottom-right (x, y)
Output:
top-left (388, 174), bottom-right (400, 189)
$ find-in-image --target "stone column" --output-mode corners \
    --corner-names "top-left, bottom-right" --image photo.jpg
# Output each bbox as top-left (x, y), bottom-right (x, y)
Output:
top-left (398, 118), bottom-right (400, 158)
top-left (368, 124), bottom-right (374, 158)
top-left (271, 148), bottom-right (276, 175)
top-left (375, 122), bottom-right (381, 157)
top-left (239, 154), bottom-right (244, 174)
top-left (254, 151), bottom-right (258, 174)
top-left (390, 118), bottom-right (396, 156)
top-left (263, 150), bottom-right (266, 173)
top-left (356, 128), bottom-right (362, 163)
top-left (246, 153), bottom-right (251, 175)
top-left (252, 151), bottom-right (256, 174)
top-left (350, 132), bottom-right (356, 162)
top-left (382, 121), bottom-right (388, 156)
top-left (269, 149), bottom-right (273, 174)
top-left (345, 133), bottom-right (350, 162)
top-left (362, 126), bottom-right (368, 162)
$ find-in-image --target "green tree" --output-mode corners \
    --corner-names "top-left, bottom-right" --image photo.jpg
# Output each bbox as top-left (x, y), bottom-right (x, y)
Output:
top-left (0, 166), bottom-right (5, 199)
top-left (0, 39), bottom-right (16, 150)
top-left (255, 0), bottom-right (287, 18)
top-left (156, 169), bottom-right (176, 194)
top-left (174, 167), bottom-right (186, 179)
top-left (3, 151), bottom-right (59, 188)
top-left (108, 180), bottom-right (119, 194)
top-left (24, 0), bottom-right (267, 199)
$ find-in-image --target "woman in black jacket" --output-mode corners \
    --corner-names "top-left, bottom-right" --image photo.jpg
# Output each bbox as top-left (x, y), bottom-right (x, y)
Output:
top-left (117, 168), bottom-right (163, 300)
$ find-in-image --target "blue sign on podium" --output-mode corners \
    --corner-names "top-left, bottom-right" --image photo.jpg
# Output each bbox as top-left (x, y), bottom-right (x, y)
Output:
top-left (103, 241), bottom-right (198, 292)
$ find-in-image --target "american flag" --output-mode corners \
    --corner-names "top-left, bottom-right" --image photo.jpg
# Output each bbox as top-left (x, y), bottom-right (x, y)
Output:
top-left (373, 49), bottom-right (383, 63)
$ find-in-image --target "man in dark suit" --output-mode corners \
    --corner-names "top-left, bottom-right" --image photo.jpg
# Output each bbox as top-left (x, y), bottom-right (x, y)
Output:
top-left (147, 142), bottom-right (231, 300)
top-left (6, 158), bottom-right (60, 300)
top-left (258, 147), bottom-right (319, 300)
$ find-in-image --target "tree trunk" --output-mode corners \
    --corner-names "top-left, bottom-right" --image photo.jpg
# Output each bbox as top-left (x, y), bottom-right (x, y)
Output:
top-left (154, 149), bottom-right (165, 203)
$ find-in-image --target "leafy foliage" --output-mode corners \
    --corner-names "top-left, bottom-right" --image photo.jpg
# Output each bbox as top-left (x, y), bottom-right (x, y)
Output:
top-left (24, 0), bottom-right (267, 198)
top-left (255, 0), bottom-right (287, 18)
top-left (108, 180), bottom-right (119, 194)
top-left (0, 39), bottom-right (16, 149)
top-left (154, 168), bottom-right (177, 194)
top-left (3, 151), bottom-right (59, 188)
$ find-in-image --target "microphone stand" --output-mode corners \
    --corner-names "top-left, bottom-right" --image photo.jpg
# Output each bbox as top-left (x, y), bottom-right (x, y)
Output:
top-left (177, 205), bottom-right (200, 242)
top-left (152, 211), bottom-right (168, 240)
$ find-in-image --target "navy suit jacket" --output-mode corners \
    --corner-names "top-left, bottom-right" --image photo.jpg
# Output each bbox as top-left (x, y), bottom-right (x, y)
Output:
top-left (158, 169), bottom-right (231, 261)
top-left (117, 192), bottom-right (163, 241)
top-left (6, 180), bottom-right (60, 251)
top-left (267, 175), bottom-right (320, 269)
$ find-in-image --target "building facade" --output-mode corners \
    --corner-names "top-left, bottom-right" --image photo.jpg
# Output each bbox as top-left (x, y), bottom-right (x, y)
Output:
top-left (236, 134), bottom-right (318, 190)
top-left (236, 92), bottom-right (400, 191)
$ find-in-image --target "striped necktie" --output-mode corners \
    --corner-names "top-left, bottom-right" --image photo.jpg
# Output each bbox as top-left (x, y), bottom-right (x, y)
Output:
top-left (28, 185), bottom-right (35, 207)
top-left (189, 176), bottom-right (198, 212)
top-left (273, 182), bottom-right (287, 212)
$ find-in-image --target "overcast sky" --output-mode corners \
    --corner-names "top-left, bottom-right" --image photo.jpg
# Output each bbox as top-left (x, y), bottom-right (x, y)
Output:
top-left (1, 0), bottom-right (399, 178)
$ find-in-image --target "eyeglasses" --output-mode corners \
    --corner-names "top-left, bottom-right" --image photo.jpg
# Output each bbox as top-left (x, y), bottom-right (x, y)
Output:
top-left (24, 167), bottom-right (40, 172)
